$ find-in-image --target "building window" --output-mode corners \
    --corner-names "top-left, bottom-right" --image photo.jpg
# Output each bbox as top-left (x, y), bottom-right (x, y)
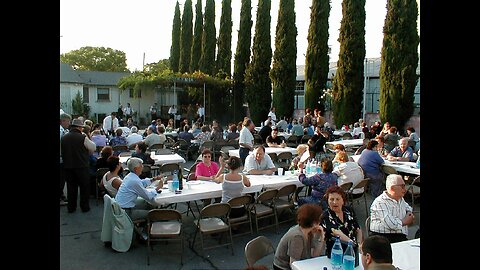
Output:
top-left (129, 89), bottom-right (141, 98)
top-left (97, 88), bottom-right (110, 101)
top-left (83, 86), bottom-right (89, 103)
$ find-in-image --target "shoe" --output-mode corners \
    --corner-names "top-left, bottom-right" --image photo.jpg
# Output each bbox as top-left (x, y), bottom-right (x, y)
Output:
top-left (60, 199), bottom-right (68, 206)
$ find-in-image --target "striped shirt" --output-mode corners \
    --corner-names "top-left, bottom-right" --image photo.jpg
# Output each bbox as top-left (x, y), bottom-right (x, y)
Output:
top-left (370, 191), bottom-right (413, 236)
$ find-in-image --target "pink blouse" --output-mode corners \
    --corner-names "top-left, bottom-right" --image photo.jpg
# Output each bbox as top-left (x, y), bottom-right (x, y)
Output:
top-left (195, 162), bottom-right (220, 178)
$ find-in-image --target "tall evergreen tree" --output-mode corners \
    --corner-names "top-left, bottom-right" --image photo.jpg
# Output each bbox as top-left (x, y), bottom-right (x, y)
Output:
top-left (170, 1), bottom-right (181, 72)
top-left (270, 0), bottom-right (297, 119)
top-left (199, 0), bottom-right (216, 75)
top-left (215, 0), bottom-right (232, 77)
top-left (379, 0), bottom-right (419, 131)
top-left (233, 0), bottom-right (252, 120)
top-left (190, 0), bottom-right (203, 73)
top-left (332, 0), bottom-right (366, 128)
top-left (305, 0), bottom-right (330, 112)
top-left (179, 0), bottom-right (193, 73)
top-left (244, 0), bottom-right (272, 125)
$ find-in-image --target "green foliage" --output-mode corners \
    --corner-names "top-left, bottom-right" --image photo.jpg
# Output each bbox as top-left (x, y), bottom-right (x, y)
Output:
top-left (332, 0), bottom-right (366, 127)
top-left (199, 0), bottom-right (217, 75)
top-left (305, 0), bottom-right (330, 112)
top-left (170, 1), bottom-right (182, 72)
top-left (270, 0), bottom-right (297, 119)
top-left (244, 0), bottom-right (272, 125)
top-left (216, 0), bottom-right (233, 76)
top-left (233, 0), bottom-right (252, 121)
top-left (190, 0), bottom-right (203, 73)
top-left (71, 91), bottom-right (84, 116)
top-left (60, 46), bottom-right (129, 72)
top-left (179, 0), bottom-right (193, 73)
top-left (379, 0), bottom-right (419, 132)
top-left (144, 59), bottom-right (170, 73)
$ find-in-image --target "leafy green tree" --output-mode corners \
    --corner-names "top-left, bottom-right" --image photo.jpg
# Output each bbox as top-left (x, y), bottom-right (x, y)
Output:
top-left (305, 0), bottom-right (330, 112)
top-left (71, 91), bottom-right (84, 116)
top-left (332, 0), bottom-right (366, 127)
top-left (170, 1), bottom-right (182, 72)
top-left (379, 0), bottom-right (419, 132)
top-left (179, 0), bottom-right (193, 73)
top-left (190, 0), bottom-right (203, 72)
top-left (199, 0), bottom-right (217, 75)
top-left (144, 59), bottom-right (170, 73)
top-left (216, 0), bottom-right (232, 77)
top-left (244, 0), bottom-right (272, 125)
top-left (60, 46), bottom-right (128, 72)
top-left (270, 0), bottom-right (297, 119)
top-left (233, 0), bottom-right (252, 120)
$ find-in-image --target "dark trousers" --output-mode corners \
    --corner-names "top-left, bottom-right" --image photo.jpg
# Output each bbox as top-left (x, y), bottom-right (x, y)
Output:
top-left (65, 168), bottom-right (91, 212)
top-left (369, 231), bottom-right (408, 243)
top-left (151, 113), bottom-right (157, 122)
top-left (239, 147), bottom-right (250, 166)
top-left (60, 162), bottom-right (66, 199)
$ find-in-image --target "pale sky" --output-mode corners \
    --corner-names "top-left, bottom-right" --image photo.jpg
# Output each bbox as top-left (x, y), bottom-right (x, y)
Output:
top-left (60, 0), bottom-right (419, 72)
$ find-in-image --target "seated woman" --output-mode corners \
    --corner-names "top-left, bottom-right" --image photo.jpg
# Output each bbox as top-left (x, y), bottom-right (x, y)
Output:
top-left (331, 144), bottom-right (347, 167)
top-left (100, 156), bottom-right (123, 197)
top-left (290, 144), bottom-right (310, 170)
top-left (131, 141), bottom-right (155, 165)
top-left (195, 149), bottom-right (222, 181)
top-left (165, 118), bottom-right (175, 132)
top-left (298, 158), bottom-right (338, 209)
top-left (308, 131), bottom-right (329, 160)
top-left (214, 156), bottom-right (251, 218)
top-left (357, 140), bottom-right (385, 197)
top-left (321, 186), bottom-right (363, 267)
top-left (332, 151), bottom-right (365, 194)
top-left (226, 124), bottom-right (239, 141)
top-left (273, 204), bottom-right (325, 270)
top-left (96, 146), bottom-right (113, 170)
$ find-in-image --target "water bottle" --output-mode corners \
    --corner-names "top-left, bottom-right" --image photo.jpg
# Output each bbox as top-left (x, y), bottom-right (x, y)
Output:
top-left (342, 241), bottom-right (355, 270)
top-left (331, 236), bottom-right (343, 270)
top-left (172, 171), bottom-right (179, 191)
top-left (316, 159), bottom-right (322, 174)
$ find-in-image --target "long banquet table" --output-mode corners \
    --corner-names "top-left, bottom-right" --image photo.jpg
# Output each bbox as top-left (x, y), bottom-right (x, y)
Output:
top-left (325, 138), bottom-right (364, 148)
top-left (228, 146), bottom-right (297, 158)
top-left (119, 153), bottom-right (186, 166)
top-left (351, 155), bottom-right (420, 176)
top-left (291, 238), bottom-right (420, 270)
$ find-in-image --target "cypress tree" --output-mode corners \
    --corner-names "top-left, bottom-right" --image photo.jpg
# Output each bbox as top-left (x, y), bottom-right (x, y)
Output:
top-left (270, 0), bottom-right (297, 120)
top-left (216, 0), bottom-right (232, 77)
top-left (379, 0), bottom-right (419, 131)
top-left (233, 0), bottom-right (252, 120)
top-left (179, 0), bottom-right (193, 73)
top-left (244, 0), bottom-right (272, 125)
top-left (190, 0), bottom-right (203, 73)
top-left (305, 0), bottom-right (330, 112)
top-left (199, 0), bottom-right (216, 75)
top-left (332, 0), bottom-right (366, 128)
top-left (170, 1), bottom-right (181, 72)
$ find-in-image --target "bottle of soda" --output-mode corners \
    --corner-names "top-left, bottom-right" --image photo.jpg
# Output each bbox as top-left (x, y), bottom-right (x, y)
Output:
top-left (331, 236), bottom-right (343, 270)
top-left (342, 240), bottom-right (355, 270)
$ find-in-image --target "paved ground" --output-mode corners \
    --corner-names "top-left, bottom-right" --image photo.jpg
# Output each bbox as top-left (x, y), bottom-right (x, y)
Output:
top-left (60, 159), bottom-right (420, 270)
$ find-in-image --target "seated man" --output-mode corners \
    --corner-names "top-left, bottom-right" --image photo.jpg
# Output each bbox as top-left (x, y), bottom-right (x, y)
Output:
top-left (369, 174), bottom-right (415, 243)
top-left (387, 137), bottom-right (414, 162)
top-left (115, 157), bottom-right (164, 222)
top-left (361, 235), bottom-right (397, 270)
top-left (266, 126), bottom-right (286, 148)
top-left (243, 145), bottom-right (276, 175)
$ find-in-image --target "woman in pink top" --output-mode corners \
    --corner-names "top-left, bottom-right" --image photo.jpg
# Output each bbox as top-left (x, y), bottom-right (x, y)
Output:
top-left (195, 149), bottom-right (222, 180)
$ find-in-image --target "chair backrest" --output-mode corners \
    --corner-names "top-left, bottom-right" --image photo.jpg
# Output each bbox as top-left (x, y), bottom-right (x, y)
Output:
top-left (256, 189), bottom-right (278, 204)
top-left (147, 209), bottom-right (182, 223)
top-left (286, 135), bottom-right (298, 143)
top-left (276, 152), bottom-right (293, 162)
top-left (381, 165), bottom-right (398, 175)
top-left (352, 178), bottom-right (369, 191)
top-left (201, 140), bottom-right (215, 150)
top-left (200, 202), bottom-right (231, 219)
top-left (244, 236), bottom-right (275, 267)
top-left (112, 145), bottom-right (129, 153)
top-left (96, 168), bottom-right (110, 190)
top-left (118, 151), bottom-right (132, 157)
top-left (148, 143), bottom-right (164, 150)
top-left (342, 133), bottom-right (353, 140)
top-left (160, 163), bottom-right (181, 175)
top-left (276, 184), bottom-right (297, 198)
top-left (141, 164), bottom-right (152, 178)
top-left (156, 148), bottom-right (173, 155)
top-left (339, 182), bottom-right (354, 192)
top-left (267, 152), bottom-right (278, 163)
top-left (253, 134), bottom-right (263, 144)
top-left (227, 195), bottom-right (252, 208)
top-left (365, 216), bottom-right (371, 237)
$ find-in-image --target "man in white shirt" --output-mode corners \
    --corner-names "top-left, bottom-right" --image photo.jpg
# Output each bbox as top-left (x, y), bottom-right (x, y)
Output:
top-left (149, 102), bottom-right (158, 122)
top-left (268, 107), bottom-right (277, 125)
top-left (102, 112), bottom-right (119, 137)
top-left (168, 104), bottom-right (177, 120)
top-left (126, 126), bottom-right (143, 147)
top-left (239, 118), bottom-right (255, 164)
top-left (123, 103), bottom-right (134, 121)
top-left (243, 145), bottom-right (276, 175)
top-left (197, 104), bottom-right (205, 120)
top-left (369, 174), bottom-right (415, 243)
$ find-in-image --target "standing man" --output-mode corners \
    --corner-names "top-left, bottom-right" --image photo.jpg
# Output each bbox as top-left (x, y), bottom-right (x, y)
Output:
top-left (369, 174), bottom-right (415, 243)
top-left (102, 112), bottom-right (119, 137)
top-left (149, 102), bottom-right (158, 122)
top-left (123, 103), bottom-right (133, 122)
top-left (197, 103), bottom-right (205, 122)
top-left (268, 107), bottom-right (277, 125)
top-left (61, 118), bottom-right (96, 213)
top-left (168, 104), bottom-right (177, 120)
top-left (60, 112), bottom-right (72, 206)
top-left (238, 118), bottom-right (255, 165)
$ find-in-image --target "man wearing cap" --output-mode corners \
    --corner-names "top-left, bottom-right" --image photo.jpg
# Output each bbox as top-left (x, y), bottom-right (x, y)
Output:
top-left (61, 118), bottom-right (96, 213)
top-left (369, 174), bottom-right (415, 243)
top-left (60, 113), bottom-right (72, 206)
top-left (115, 157), bottom-right (164, 221)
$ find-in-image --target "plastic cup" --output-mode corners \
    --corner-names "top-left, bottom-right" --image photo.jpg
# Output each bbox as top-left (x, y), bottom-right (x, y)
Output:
top-left (150, 151), bottom-right (156, 159)
top-left (167, 181), bottom-right (173, 191)
top-left (278, 167), bottom-right (284, 176)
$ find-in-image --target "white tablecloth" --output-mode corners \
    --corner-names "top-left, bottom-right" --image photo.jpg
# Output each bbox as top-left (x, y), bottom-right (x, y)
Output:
top-left (228, 147), bottom-right (297, 158)
top-left (152, 173), bottom-right (303, 206)
top-left (119, 153), bottom-right (185, 166)
top-left (326, 139), bottom-right (364, 147)
top-left (291, 238), bottom-right (420, 270)
top-left (165, 131), bottom-right (178, 137)
top-left (351, 155), bottom-right (420, 176)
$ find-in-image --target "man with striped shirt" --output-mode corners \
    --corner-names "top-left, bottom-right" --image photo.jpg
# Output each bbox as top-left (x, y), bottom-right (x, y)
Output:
top-left (369, 174), bottom-right (415, 243)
